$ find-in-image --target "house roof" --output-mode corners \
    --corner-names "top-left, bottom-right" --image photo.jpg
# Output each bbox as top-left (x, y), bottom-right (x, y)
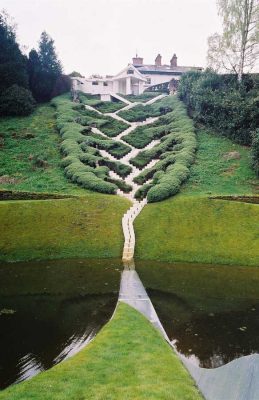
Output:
top-left (112, 64), bottom-right (147, 81)
top-left (135, 64), bottom-right (202, 74)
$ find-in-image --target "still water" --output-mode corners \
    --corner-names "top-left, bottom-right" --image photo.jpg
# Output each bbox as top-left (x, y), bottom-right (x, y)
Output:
top-left (137, 260), bottom-right (259, 369)
top-left (1, 258), bottom-right (259, 390)
top-left (0, 259), bottom-right (121, 389)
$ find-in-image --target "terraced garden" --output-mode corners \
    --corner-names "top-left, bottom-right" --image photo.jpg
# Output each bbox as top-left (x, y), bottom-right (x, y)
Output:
top-left (52, 93), bottom-right (196, 203)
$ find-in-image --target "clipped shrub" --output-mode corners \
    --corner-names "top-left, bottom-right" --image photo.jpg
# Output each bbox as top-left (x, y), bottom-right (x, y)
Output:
top-left (0, 84), bottom-right (36, 116)
top-left (135, 183), bottom-right (154, 200)
top-left (107, 177), bottom-right (132, 193)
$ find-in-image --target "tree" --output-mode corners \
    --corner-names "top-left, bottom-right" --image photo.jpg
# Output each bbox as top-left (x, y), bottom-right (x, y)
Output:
top-left (38, 31), bottom-right (62, 75)
top-left (69, 71), bottom-right (85, 78)
top-left (0, 10), bottom-right (28, 92)
top-left (207, 0), bottom-right (259, 80)
top-left (28, 32), bottom-right (63, 102)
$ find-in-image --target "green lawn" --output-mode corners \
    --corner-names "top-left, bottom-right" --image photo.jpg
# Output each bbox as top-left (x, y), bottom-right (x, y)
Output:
top-left (0, 303), bottom-right (203, 400)
top-left (135, 196), bottom-right (259, 266)
top-left (0, 196), bottom-right (129, 262)
top-left (181, 127), bottom-right (258, 197)
top-left (0, 104), bottom-right (88, 195)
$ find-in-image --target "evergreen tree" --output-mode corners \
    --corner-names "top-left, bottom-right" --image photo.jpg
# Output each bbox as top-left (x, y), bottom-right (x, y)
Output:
top-left (0, 10), bottom-right (28, 93)
top-left (28, 31), bottom-right (63, 102)
top-left (39, 31), bottom-right (62, 75)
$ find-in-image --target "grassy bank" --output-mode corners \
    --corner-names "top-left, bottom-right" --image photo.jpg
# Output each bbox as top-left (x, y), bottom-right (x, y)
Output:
top-left (0, 104), bottom-right (87, 195)
top-left (135, 196), bottom-right (259, 266)
top-left (0, 196), bottom-right (129, 262)
top-left (0, 303), bottom-right (202, 400)
top-left (181, 127), bottom-right (258, 196)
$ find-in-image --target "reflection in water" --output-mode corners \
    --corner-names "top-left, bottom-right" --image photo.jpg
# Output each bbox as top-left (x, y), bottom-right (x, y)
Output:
top-left (0, 259), bottom-right (121, 389)
top-left (136, 260), bottom-right (259, 369)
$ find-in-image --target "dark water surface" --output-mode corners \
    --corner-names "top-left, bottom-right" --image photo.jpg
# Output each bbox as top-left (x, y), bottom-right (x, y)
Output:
top-left (0, 259), bottom-right (121, 389)
top-left (136, 260), bottom-right (259, 369)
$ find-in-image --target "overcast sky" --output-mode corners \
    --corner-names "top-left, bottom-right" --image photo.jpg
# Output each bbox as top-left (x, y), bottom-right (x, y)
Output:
top-left (1, 0), bottom-right (222, 76)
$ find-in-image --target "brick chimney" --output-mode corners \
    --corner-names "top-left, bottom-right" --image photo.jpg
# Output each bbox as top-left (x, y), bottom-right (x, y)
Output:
top-left (170, 54), bottom-right (178, 68)
top-left (132, 56), bottom-right (143, 65)
top-left (155, 54), bottom-right (162, 67)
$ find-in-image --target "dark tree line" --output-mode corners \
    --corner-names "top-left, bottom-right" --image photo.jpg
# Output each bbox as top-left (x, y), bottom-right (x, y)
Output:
top-left (0, 11), bottom-right (71, 116)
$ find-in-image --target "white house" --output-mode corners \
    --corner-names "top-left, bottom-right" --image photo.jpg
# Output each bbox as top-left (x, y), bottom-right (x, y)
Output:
top-left (72, 53), bottom-right (202, 101)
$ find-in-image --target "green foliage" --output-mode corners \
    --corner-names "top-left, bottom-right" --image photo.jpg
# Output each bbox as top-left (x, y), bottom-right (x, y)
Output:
top-left (181, 126), bottom-right (258, 197)
top-left (28, 32), bottom-right (64, 102)
top-left (123, 120), bottom-right (169, 148)
top-left (118, 95), bottom-right (173, 122)
top-left (123, 92), bottom-right (164, 102)
top-left (107, 177), bottom-right (132, 193)
top-left (251, 130), bottom-right (259, 177)
top-left (0, 11), bottom-right (28, 93)
top-left (79, 93), bottom-right (124, 113)
top-left (129, 97), bottom-right (196, 202)
top-left (52, 95), bottom-right (131, 194)
top-left (178, 70), bottom-right (259, 145)
top-left (0, 103), bottom-right (89, 195)
top-left (0, 85), bottom-right (36, 116)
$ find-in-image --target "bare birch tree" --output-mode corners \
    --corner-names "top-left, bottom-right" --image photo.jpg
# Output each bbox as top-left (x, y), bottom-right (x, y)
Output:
top-left (208, 0), bottom-right (259, 80)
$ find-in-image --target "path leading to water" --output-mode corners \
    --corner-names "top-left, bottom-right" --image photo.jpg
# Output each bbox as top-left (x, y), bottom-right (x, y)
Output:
top-left (87, 94), bottom-right (166, 264)
top-left (87, 94), bottom-right (259, 399)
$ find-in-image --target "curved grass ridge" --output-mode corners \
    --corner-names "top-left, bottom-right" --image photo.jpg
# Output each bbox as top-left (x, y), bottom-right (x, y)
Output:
top-left (51, 96), bottom-right (131, 195)
top-left (0, 303), bottom-right (202, 400)
top-left (131, 97), bottom-right (197, 202)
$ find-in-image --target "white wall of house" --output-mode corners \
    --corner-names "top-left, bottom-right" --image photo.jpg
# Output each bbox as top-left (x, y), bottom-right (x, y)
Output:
top-left (143, 73), bottom-right (181, 89)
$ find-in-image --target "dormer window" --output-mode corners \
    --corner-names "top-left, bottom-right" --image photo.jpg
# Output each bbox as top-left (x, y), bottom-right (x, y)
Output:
top-left (127, 69), bottom-right (134, 75)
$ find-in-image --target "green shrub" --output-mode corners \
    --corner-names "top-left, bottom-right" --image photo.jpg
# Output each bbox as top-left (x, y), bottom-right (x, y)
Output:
top-left (100, 159), bottom-right (132, 178)
top-left (118, 95), bottom-right (175, 122)
top-left (131, 96), bottom-right (196, 202)
top-left (107, 177), bottom-right (132, 192)
top-left (0, 85), bottom-right (36, 116)
top-left (135, 183), bottom-right (154, 200)
top-left (178, 70), bottom-right (259, 146)
top-left (251, 130), bottom-right (259, 177)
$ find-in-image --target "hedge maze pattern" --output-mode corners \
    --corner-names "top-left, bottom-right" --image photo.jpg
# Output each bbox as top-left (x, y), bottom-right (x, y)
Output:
top-left (52, 92), bottom-right (196, 202)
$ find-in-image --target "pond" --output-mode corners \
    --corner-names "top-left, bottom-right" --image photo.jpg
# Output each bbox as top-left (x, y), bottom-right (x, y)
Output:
top-left (1, 258), bottom-right (259, 390)
top-left (136, 260), bottom-right (259, 369)
top-left (0, 259), bottom-right (122, 389)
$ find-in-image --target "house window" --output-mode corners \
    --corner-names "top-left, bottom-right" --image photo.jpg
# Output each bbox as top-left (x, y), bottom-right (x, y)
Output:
top-left (92, 81), bottom-right (99, 85)
top-left (103, 82), bottom-right (108, 86)
top-left (127, 69), bottom-right (134, 75)
top-left (146, 77), bottom-right (151, 84)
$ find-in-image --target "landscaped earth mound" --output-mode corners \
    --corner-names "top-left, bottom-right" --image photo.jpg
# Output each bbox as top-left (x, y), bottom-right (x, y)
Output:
top-left (52, 93), bottom-right (197, 202)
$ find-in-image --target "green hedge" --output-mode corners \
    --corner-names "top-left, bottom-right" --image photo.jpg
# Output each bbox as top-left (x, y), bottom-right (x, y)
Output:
top-left (131, 96), bottom-right (197, 202)
top-left (51, 95), bottom-right (126, 195)
top-left (118, 95), bottom-right (173, 122)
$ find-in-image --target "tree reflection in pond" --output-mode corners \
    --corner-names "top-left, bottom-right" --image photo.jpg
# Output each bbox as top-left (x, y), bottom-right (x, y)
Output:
top-left (136, 260), bottom-right (259, 368)
top-left (0, 259), bottom-right (121, 389)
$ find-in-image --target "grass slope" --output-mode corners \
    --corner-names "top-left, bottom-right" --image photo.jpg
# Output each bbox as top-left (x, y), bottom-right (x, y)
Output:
top-left (0, 104), bottom-right (87, 195)
top-left (135, 196), bottom-right (259, 266)
top-left (181, 127), bottom-right (258, 196)
top-left (0, 196), bottom-right (129, 262)
top-left (0, 303), bottom-right (203, 400)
